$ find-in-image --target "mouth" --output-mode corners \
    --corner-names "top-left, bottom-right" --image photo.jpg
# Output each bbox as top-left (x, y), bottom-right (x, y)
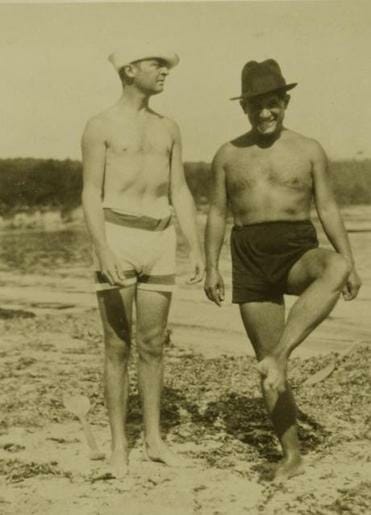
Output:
top-left (257, 120), bottom-right (277, 133)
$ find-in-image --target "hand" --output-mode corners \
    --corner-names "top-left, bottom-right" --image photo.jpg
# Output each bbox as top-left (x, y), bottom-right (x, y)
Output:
top-left (97, 247), bottom-right (127, 287)
top-left (342, 268), bottom-right (362, 301)
top-left (204, 269), bottom-right (225, 306)
top-left (186, 251), bottom-right (204, 285)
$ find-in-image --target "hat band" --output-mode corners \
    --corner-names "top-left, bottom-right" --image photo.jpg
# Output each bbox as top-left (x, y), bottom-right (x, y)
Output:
top-left (242, 74), bottom-right (286, 97)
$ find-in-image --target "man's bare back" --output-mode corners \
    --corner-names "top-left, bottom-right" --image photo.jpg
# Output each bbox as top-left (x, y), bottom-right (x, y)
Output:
top-left (218, 129), bottom-right (318, 225)
top-left (90, 104), bottom-right (175, 217)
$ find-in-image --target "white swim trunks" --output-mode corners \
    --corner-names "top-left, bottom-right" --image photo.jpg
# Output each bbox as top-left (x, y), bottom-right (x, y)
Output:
top-left (94, 208), bottom-right (176, 293)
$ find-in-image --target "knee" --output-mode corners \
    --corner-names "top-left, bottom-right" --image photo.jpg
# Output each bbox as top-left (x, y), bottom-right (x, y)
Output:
top-left (104, 329), bottom-right (131, 362)
top-left (323, 254), bottom-right (351, 289)
top-left (137, 328), bottom-right (165, 361)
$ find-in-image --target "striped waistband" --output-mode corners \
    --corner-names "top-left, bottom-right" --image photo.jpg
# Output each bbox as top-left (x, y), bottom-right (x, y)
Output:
top-left (104, 208), bottom-right (173, 231)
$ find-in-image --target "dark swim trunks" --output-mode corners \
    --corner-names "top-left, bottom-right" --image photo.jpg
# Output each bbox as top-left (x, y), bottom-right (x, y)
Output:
top-left (231, 220), bottom-right (319, 304)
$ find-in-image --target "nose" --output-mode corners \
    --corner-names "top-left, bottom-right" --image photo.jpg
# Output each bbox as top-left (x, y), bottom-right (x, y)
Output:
top-left (160, 66), bottom-right (170, 75)
top-left (259, 108), bottom-right (271, 119)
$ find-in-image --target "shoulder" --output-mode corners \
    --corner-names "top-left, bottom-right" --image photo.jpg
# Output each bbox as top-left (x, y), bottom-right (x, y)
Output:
top-left (82, 110), bottom-right (110, 144)
top-left (146, 109), bottom-right (180, 140)
top-left (161, 116), bottom-right (181, 140)
top-left (285, 130), bottom-right (327, 161)
top-left (212, 142), bottom-right (235, 169)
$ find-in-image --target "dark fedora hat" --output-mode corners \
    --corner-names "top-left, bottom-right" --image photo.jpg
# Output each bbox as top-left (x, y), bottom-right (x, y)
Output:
top-left (230, 59), bottom-right (297, 101)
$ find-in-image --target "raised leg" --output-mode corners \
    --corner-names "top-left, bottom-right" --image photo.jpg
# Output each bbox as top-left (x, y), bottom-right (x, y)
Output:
top-left (258, 249), bottom-right (351, 393)
top-left (135, 289), bottom-right (183, 466)
top-left (97, 286), bottom-right (135, 477)
top-left (240, 300), bottom-right (303, 481)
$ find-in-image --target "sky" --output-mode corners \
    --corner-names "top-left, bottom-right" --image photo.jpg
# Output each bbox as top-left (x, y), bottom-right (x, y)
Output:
top-left (1, 0), bottom-right (371, 162)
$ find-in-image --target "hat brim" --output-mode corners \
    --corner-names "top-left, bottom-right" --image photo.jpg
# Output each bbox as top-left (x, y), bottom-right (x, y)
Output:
top-left (109, 50), bottom-right (180, 71)
top-left (130, 53), bottom-right (180, 69)
top-left (230, 82), bottom-right (298, 101)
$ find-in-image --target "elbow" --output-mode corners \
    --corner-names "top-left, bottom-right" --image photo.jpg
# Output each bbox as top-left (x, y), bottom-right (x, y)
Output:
top-left (208, 203), bottom-right (227, 219)
top-left (171, 187), bottom-right (194, 209)
top-left (81, 186), bottom-right (102, 208)
top-left (316, 199), bottom-right (339, 219)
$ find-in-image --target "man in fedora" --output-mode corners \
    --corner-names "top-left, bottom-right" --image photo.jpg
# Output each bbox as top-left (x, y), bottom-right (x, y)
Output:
top-left (204, 59), bottom-right (361, 481)
top-left (81, 45), bottom-right (203, 478)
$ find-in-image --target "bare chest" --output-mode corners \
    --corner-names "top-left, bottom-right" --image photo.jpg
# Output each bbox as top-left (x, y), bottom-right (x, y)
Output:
top-left (226, 146), bottom-right (312, 194)
top-left (106, 118), bottom-right (172, 158)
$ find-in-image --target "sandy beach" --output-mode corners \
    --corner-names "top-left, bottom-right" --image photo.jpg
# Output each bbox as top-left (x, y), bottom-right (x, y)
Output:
top-left (0, 208), bottom-right (370, 514)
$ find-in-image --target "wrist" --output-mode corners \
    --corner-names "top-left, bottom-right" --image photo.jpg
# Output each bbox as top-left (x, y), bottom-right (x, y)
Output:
top-left (342, 255), bottom-right (355, 267)
top-left (95, 243), bottom-right (109, 254)
top-left (190, 247), bottom-right (203, 259)
top-left (205, 264), bottom-right (219, 272)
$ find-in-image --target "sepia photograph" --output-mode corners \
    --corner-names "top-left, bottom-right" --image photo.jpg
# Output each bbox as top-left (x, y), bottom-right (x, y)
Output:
top-left (0, 1), bottom-right (370, 513)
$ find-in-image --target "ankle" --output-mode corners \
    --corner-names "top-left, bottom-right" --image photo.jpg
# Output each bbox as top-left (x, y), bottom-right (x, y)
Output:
top-left (272, 347), bottom-right (289, 362)
top-left (111, 439), bottom-right (128, 452)
top-left (144, 436), bottom-right (164, 448)
top-left (282, 449), bottom-right (302, 462)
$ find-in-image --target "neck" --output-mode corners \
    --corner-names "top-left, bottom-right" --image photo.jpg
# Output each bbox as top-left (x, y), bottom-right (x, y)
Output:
top-left (252, 127), bottom-right (284, 148)
top-left (119, 87), bottom-right (150, 112)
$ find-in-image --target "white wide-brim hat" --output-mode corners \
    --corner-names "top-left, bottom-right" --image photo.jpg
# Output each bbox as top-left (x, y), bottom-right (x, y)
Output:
top-left (108, 45), bottom-right (180, 71)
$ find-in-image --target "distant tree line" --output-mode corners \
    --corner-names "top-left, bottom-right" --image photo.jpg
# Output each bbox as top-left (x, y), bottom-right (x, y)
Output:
top-left (0, 158), bottom-right (82, 216)
top-left (0, 157), bottom-right (370, 216)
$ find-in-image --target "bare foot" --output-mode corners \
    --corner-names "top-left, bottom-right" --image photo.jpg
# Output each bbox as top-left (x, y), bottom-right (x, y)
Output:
top-left (144, 440), bottom-right (187, 467)
top-left (257, 356), bottom-right (287, 393)
top-left (108, 448), bottom-right (129, 479)
top-left (273, 455), bottom-right (304, 483)
top-left (89, 450), bottom-right (105, 461)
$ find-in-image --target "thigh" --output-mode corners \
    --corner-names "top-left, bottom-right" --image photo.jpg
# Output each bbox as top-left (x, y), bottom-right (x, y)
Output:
top-left (239, 301), bottom-right (285, 360)
top-left (97, 285), bottom-right (136, 342)
top-left (136, 289), bottom-right (172, 338)
top-left (286, 247), bottom-right (336, 295)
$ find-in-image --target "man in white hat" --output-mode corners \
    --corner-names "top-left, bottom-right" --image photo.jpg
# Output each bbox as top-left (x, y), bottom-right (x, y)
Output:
top-left (81, 47), bottom-right (203, 478)
top-left (204, 59), bottom-right (361, 481)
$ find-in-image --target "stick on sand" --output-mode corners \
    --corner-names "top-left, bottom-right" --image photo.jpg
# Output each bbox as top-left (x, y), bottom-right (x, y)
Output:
top-left (63, 394), bottom-right (105, 460)
top-left (302, 340), bottom-right (362, 386)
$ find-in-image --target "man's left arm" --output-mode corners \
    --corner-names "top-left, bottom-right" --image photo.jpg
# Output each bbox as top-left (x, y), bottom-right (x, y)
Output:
top-left (312, 141), bottom-right (361, 300)
top-left (168, 121), bottom-right (204, 283)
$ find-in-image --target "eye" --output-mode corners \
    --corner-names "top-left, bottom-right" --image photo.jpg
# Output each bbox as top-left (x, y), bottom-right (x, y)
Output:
top-left (247, 102), bottom-right (261, 111)
top-left (267, 101), bottom-right (279, 109)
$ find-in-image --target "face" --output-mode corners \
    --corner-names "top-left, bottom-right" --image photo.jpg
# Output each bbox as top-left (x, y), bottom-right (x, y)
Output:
top-left (130, 58), bottom-right (170, 95)
top-left (241, 92), bottom-right (289, 136)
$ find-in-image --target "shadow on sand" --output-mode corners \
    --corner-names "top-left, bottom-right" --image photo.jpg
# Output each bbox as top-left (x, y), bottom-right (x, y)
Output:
top-left (126, 388), bottom-right (330, 469)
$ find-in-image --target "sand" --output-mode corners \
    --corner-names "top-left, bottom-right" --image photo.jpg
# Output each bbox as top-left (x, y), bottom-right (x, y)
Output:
top-left (0, 213), bottom-right (370, 514)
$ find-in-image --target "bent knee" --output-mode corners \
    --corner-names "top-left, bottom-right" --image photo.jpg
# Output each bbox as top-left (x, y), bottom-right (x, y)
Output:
top-left (323, 254), bottom-right (351, 288)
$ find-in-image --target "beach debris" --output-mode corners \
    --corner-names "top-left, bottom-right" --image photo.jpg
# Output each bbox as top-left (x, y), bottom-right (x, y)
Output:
top-left (89, 471), bottom-right (116, 483)
top-left (0, 458), bottom-right (71, 483)
top-left (0, 308), bottom-right (35, 319)
top-left (2, 442), bottom-right (25, 453)
top-left (302, 341), bottom-right (362, 386)
top-left (62, 394), bottom-right (105, 461)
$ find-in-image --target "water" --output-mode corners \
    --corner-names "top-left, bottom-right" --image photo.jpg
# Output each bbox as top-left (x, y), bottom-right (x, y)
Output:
top-left (0, 206), bottom-right (370, 279)
top-left (0, 227), bottom-right (92, 275)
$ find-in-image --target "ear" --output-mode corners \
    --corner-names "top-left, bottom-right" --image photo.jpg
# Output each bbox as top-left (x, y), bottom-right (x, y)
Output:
top-left (284, 94), bottom-right (291, 108)
top-left (123, 63), bottom-right (137, 79)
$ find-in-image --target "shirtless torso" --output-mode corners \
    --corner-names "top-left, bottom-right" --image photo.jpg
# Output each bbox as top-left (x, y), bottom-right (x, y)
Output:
top-left (90, 104), bottom-right (175, 217)
top-left (218, 129), bottom-right (317, 225)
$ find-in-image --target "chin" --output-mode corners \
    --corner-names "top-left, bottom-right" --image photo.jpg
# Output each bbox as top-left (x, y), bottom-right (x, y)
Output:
top-left (256, 124), bottom-right (279, 137)
top-left (150, 88), bottom-right (164, 96)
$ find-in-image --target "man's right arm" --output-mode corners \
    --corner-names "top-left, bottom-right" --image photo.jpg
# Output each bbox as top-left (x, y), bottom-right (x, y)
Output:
top-left (204, 147), bottom-right (228, 306)
top-left (81, 118), bottom-right (125, 286)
